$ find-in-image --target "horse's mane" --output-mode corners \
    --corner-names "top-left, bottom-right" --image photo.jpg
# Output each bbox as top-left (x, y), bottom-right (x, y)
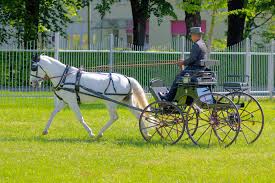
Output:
top-left (40, 55), bottom-right (65, 67)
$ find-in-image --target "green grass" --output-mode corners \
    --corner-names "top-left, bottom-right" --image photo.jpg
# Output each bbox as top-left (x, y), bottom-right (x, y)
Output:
top-left (0, 98), bottom-right (274, 182)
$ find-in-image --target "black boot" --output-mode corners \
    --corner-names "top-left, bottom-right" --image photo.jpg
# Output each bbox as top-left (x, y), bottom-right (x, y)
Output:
top-left (158, 92), bottom-right (168, 101)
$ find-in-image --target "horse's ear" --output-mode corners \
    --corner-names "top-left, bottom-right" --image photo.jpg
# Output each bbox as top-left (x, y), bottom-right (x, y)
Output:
top-left (32, 54), bottom-right (40, 62)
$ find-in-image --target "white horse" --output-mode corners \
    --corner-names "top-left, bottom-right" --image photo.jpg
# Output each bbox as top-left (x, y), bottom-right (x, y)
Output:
top-left (29, 55), bottom-right (150, 138)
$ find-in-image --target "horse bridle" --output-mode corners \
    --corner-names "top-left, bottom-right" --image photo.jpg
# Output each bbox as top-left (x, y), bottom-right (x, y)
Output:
top-left (30, 55), bottom-right (72, 86)
top-left (30, 56), bottom-right (49, 82)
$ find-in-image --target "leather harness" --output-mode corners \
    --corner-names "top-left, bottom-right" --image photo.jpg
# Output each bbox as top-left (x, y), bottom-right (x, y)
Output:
top-left (53, 65), bottom-right (133, 105)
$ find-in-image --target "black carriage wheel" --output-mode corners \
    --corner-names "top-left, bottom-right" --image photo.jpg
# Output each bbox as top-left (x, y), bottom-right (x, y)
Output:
top-left (185, 93), bottom-right (241, 148)
top-left (177, 96), bottom-right (199, 139)
top-left (185, 106), bottom-right (199, 136)
top-left (225, 92), bottom-right (264, 144)
top-left (178, 105), bottom-right (199, 138)
top-left (139, 101), bottom-right (185, 144)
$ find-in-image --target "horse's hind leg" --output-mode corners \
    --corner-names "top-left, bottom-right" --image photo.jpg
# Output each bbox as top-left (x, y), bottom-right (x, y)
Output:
top-left (126, 97), bottom-right (150, 137)
top-left (43, 99), bottom-right (66, 135)
top-left (97, 102), bottom-right (118, 138)
top-left (68, 101), bottom-right (95, 137)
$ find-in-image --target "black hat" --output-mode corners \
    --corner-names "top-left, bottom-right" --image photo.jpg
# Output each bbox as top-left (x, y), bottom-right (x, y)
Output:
top-left (190, 27), bottom-right (204, 34)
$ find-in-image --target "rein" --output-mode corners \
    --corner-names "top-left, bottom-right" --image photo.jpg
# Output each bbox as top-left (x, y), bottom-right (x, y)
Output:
top-left (89, 60), bottom-right (179, 71)
top-left (30, 56), bottom-right (139, 111)
top-left (31, 63), bottom-right (73, 85)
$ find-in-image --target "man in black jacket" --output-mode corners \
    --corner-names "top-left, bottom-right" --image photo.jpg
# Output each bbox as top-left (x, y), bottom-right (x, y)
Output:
top-left (159, 27), bottom-right (207, 101)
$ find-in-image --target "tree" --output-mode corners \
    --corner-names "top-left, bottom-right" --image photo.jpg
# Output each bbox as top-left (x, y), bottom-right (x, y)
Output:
top-left (96, 0), bottom-right (176, 47)
top-left (24, 0), bottom-right (40, 46)
top-left (0, 0), bottom-right (25, 44)
top-left (179, 0), bottom-right (227, 53)
top-left (227, 0), bottom-right (247, 47)
top-left (244, 0), bottom-right (274, 39)
top-left (178, 0), bottom-right (202, 37)
top-left (205, 0), bottom-right (227, 52)
top-left (227, 0), bottom-right (274, 46)
top-left (0, 0), bottom-right (88, 47)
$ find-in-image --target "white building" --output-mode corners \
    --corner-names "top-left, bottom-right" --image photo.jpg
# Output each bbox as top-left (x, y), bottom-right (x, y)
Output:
top-left (65, 0), bottom-right (227, 49)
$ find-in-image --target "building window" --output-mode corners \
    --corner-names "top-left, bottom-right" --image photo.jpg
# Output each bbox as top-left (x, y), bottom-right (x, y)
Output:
top-left (171, 20), bottom-right (186, 36)
top-left (170, 20), bottom-right (207, 36)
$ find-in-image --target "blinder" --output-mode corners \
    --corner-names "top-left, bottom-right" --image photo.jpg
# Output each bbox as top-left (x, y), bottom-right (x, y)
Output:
top-left (30, 54), bottom-right (46, 81)
top-left (31, 62), bottom-right (38, 71)
top-left (31, 54), bottom-right (40, 71)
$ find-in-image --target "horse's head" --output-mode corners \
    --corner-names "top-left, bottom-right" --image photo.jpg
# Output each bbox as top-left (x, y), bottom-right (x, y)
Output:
top-left (29, 54), bottom-right (47, 88)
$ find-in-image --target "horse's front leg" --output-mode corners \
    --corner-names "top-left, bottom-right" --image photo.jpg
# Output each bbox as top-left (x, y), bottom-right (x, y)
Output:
top-left (68, 101), bottom-right (95, 138)
top-left (43, 99), bottom-right (66, 135)
top-left (97, 103), bottom-right (118, 138)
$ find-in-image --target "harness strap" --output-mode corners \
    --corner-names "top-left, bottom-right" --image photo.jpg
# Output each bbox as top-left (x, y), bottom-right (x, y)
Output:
top-left (125, 75), bottom-right (133, 98)
top-left (54, 65), bottom-right (70, 91)
top-left (104, 73), bottom-right (117, 94)
top-left (54, 91), bottom-right (63, 101)
top-left (60, 87), bottom-right (143, 112)
top-left (75, 70), bottom-right (82, 104)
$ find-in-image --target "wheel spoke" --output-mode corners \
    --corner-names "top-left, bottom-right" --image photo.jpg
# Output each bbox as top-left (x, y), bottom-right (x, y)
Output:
top-left (196, 125), bottom-right (211, 142)
top-left (215, 124), bottom-right (228, 130)
top-left (219, 127), bottom-right (233, 142)
top-left (241, 108), bottom-right (260, 119)
top-left (163, 126), bottom-right (174, 142)
top-left (147, 128), bottom-right (159, 141)
top-left (166, 125), bottom-right (183, 135)
top-left (241, 120), bottom-right (262, 124)
top-left (241, 130), bottom-right (249, 144)
top-left (189, 123), bottom-right (209, 131)
top-left (140, 123), bottom-right (160, 130)
top-left (199, 111), bottom-right (210, 121)
top-left (241, 123), bottom-right (258, 135)
top-left (208, 128), bottom-right (213, 147)
top-left (239, 99), bottom-right (253, 116)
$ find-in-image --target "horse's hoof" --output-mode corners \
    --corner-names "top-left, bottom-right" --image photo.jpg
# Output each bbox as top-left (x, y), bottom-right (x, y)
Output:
top-left (97, 133), bottom-right (103, 138)
top-left (89, 132), bottom-right (95, 138)
top-left (42, 131), bottom-right (48, 135)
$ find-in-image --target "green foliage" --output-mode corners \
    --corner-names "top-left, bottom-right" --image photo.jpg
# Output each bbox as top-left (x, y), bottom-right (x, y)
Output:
top-left (0, 0), bottom-right (89, 45)
top-left (95, 0), bottom-right (116, 19)
top-left (177, 0), bottom-right (202, 14)
top-left (211, 39), bottom-right (227, 50)
top-left (178, 0), bottom-right (274, 46)
top-left (149, 0), bottom-right (177, 24)
top-left (0, 0), bottom-right (25, 44)
top-left (95, 0), bottom-right (177, 23)
top-left (261, 19), bottom-right (275, 42)
top-left (244, 0), bottom-right (275, 39)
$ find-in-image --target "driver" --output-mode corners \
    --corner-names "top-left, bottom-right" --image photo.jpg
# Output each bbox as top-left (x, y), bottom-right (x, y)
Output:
top-left (159, 27), bottom-right (208, 101)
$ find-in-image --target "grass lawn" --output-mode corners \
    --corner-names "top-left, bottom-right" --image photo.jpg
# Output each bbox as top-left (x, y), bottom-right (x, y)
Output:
top-left (0, 98), bottom-right (274, 182)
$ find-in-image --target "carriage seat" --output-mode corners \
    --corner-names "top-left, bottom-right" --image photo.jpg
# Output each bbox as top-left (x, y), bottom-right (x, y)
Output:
top-left (177, 71), bottom-right (217, 86)
top-left (199, 59), bottom-right (220, 67)
top-left (223, 75), bottom-right (250, 91)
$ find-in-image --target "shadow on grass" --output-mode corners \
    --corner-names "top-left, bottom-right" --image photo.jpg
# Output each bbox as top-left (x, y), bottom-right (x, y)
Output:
top-left (0, 135), bottom-right (200, 149)
top-left (109, 136), bottom-right (199, 149)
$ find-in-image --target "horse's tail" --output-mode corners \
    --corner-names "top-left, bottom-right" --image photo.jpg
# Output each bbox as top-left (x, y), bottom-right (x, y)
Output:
top-left (128, 78), bottom-right (149, 110)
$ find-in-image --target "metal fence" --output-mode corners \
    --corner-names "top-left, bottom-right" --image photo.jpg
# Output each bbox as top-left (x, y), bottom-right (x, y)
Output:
top-left (0, 33), bottom-right (274, 105)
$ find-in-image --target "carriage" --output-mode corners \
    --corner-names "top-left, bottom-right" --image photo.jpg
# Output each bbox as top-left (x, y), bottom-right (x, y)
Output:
top-left (139, 60), bottom-right (264, 147)
top-left (30, 55), bottom-right (264, 148)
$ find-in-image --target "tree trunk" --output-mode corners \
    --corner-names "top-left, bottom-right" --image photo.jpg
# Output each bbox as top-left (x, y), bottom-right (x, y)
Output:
top-left (207, 9), bottom-right (217, 57)
top-left (185, 11), bottom-right (201, 36)
top-left (24, 0), bottom-right (40, 48)
top-left (130, 0), bottom-right (148, 48)
top-left (227, 0), bottom-right (247, 47)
